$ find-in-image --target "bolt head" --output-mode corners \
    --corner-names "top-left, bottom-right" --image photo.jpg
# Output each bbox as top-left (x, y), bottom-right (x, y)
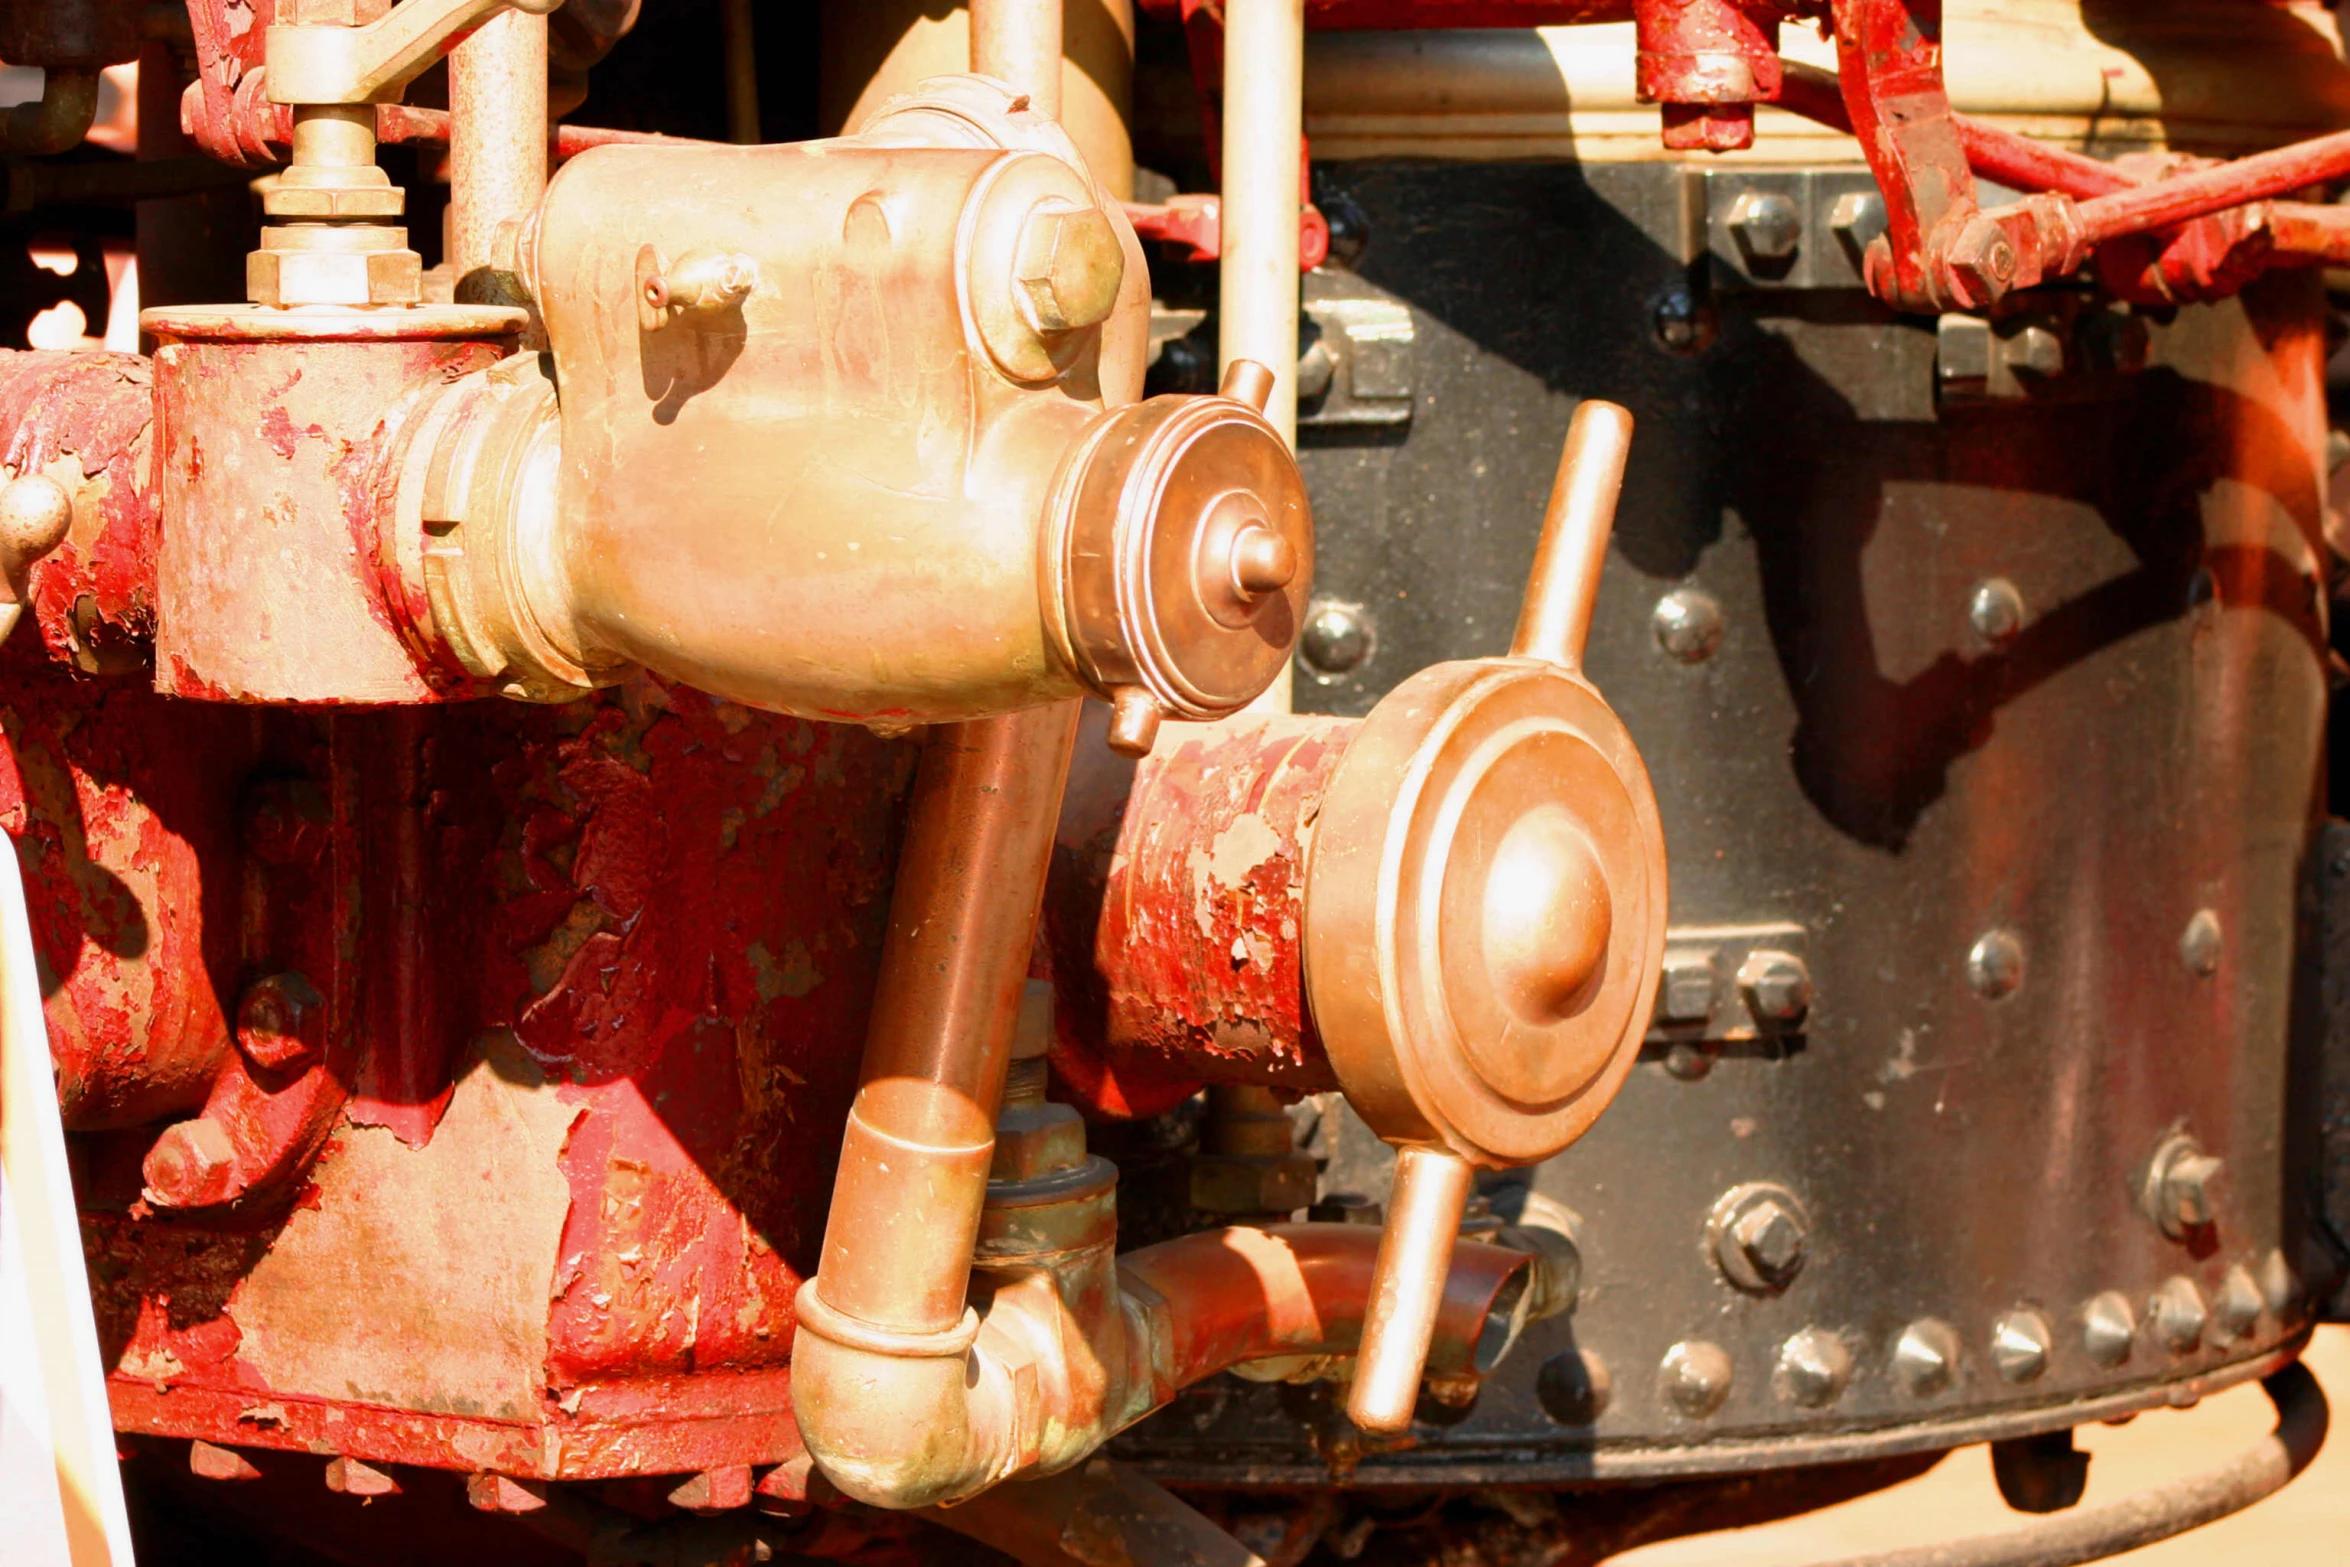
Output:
top-left (1967, 929), bottom-right (2024, 1000)
top-left (1733, 1203), bottom-right (1805, 1279)
top-left (2082, 1290), bottom-right (2136, 1367)
top-left (2005, 323), bottom-right (2066, 379)
top-left (1991, 1310), bottom-right (2052, 1384)
top-left (1968, 578), bottom-right (2024, 646)
top-left (1659, 1339), bottom-right (1732, 1418)
top-left (1827, 190), bottom-right (1888, 254)
top-left (1738, 950), bottom-right (1812, 1026)
top-left (1774, 1328), bottom-right (1851, 1408)
top-left (142, 1117), bottom-right (240, 1209)
top-left (1708, 1183), bottom-right (1809, 1293)
top-left (236, 971), bottom-right (326, 1073)
top-left (1657, 949), bottom-right (1717, 1022)
top-left (1893, 1319), bottom-right (1961, 1397)
top-left (1652, 588), bottom-right (1724, 663)
top-left (1727, 191), bottom-right (1802, 263)
top-left (1298, 600), bottom-right (1372, 677)
top-left (248, 244), bottom-right (422, 308)
top-left (1014, 204), bottom-right (1125, 334)
top-left (1940, 215), bottom-right (2020, 308)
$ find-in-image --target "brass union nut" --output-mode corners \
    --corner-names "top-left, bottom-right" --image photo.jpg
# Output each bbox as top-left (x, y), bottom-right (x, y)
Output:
top-left (1190, 1151), bottom-right (1319, 1217)
top-left (265, 185), bottom-right (406, 220)
top-left (1013, 203), bottom-right (1123, 334)
top-left (249, 245), bottom-right (423, 308)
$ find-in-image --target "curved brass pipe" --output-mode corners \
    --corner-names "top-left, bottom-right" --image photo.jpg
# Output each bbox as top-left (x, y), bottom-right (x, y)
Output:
top-left (791, 1222), bottom-right (1531, 1510)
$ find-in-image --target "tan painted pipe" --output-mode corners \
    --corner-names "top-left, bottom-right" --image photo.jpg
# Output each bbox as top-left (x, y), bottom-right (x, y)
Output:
top-left (720, 0), bottom-right (760, 143)
top-left (793, 1220), bottom-right (1531, 1508)
top-left (447, 6), bottom-right (548, 279)
top-left (1218, 0), bottom-right (1304, 449)
top-left (971, 0), bottom-right (1064, 121)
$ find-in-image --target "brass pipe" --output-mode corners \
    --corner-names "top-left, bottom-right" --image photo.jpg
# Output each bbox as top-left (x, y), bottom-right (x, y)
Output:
top-left (970, 0), bottom-right (1064, 120)
top-left (1218, 0), bottom-right (1304, 449)
top-left (447, 6), bottom-right (548, 284)
top-left (1344, 1145), bottom-right (1475, 1433)
top-left (1510, 399), bottom-right (1634, 674)
top-left (810, 704), bottom-right (1082, 1334)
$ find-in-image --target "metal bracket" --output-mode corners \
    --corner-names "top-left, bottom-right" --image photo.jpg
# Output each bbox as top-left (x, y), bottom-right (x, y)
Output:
top-left (1646, 922), bottom-right (1812, 1048)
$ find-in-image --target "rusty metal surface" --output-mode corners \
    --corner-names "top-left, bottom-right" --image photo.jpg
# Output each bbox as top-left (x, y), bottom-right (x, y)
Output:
top-left (64, 676), bottom-right (916, 1479)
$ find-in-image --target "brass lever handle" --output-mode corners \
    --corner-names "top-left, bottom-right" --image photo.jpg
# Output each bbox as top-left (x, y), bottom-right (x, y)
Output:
top-left (268, 0), bottom-right (565, 106)
top-left (1342, 398), bottom-right (1637, 1437)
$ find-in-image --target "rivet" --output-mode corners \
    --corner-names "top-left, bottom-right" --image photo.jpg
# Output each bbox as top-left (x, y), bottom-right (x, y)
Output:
top-left (2081, 1291), bottom-right (2136, 1368)
top-left (1650, 286), bottom-right (1718, 357)
top-left (2215, 1265), bottom-right (2264, 1341)
top-left (2152, 1275), bottom-right (2207, 1354)
top-left (1536, 1348), bottom-right (1613, 1426)
top-left (1967, 929), bottom-right (2024, 1000)
top-left (1893, 1318), bottom-right (1961, 1397)
top-left (1658, 1339), bottom-right (1733, 1418)
top-left (1298, 599), bottom-right (1372, 678)
top-left (2258, 1249), bottom-right (2301, 1316)
top-left (2179, 910), bottom-right (2222, 977)
top-left (1968, 578), bottom-right (2024, 646)
top-left (1990, 1310), bottom-right (2052, 1384)
top-left (1774, 1328), bottom-right (1851, 1408)
top-left (1652, 588), bottom-right (1724, 663)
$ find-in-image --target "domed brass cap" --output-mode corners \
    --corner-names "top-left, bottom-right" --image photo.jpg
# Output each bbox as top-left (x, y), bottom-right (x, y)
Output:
top-left (1043, 363), bottom-right (1312, 753)
top-left (1302, 656), bottom-right (1666, 1167)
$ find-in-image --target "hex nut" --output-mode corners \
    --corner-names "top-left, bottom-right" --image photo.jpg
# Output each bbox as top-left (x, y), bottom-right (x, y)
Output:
top-left (1737, 949), bottom-right (1812, 1028)
top-left (264, 185), bottom-right (406, 220)
top-left (1707, 1182), bottom-right (1809, 1294)
top-left (2143, 1133), bottom-right (2223, 1238)
top-left (1939, 214), bottom-right (2020, 308)
top-left (236, 971), bottom-right (326, 1073)
top-left (1656, 949), bottom-right (1717, 1023)
top-left (1827, 190), bottom-right (1888, 256)
top-left (1014, 203), bottom-right (1124, 334)
top-left (2005, 323), bottom-right (2066, 379)
top-left (1726, 190), bottom-right (1802, 264)
top-left (142, 1116), bottom-right (240, 1209)
top-left (249, 246), bottom-right (422, 308)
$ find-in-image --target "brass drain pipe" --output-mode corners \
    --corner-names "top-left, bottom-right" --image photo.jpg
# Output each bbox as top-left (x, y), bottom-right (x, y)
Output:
top-left (447, 1), bottom-right (548, 303)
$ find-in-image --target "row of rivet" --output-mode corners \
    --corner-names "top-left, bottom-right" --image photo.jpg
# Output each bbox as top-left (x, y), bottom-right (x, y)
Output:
top-left (1535, 1251), bottom-right (2297, 1427)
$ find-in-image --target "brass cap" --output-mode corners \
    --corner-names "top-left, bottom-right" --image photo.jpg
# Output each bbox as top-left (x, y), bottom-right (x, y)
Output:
top-left (1044, 386), bottom-right (1312, 744)
top-left (1301, 658), bottom-right (1667, 1167)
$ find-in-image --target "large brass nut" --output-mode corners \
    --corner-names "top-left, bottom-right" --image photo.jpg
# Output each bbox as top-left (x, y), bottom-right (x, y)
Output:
top-left (1014, 204), bottom-right (1123, 334)
top-left (248, 246), bottom-right (422, 308)
top-left (282, 0), bottom-right (393, 25)
top-left (1190, 1152), bottom-right (1319, 1217)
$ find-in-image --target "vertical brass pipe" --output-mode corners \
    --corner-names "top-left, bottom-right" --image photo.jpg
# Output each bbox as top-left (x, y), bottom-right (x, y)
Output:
top-left (811, 705), bottom-right (1081, 1332)
top-left (1218, 0), bottom-right (1304, 449)
top-left (447, 7), bottom-right (549, 283)
top-left (1346, 1145), bottom-right (1475, 1433)
top-left (971, 0), bottom-right (1065, 121)
top-left (721, 0), bottom-right (761, 144)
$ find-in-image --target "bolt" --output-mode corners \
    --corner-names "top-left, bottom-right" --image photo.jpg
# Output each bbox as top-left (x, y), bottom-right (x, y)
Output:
top-left (2144, 1134), bottom-right (2223, 1237)
top-left (2082, 1290), bottom-right (2136, 1367)
top-left (467, 1473), bottom-right (549, 1514)
top-left (1658, 1339), bottom-right (1733, 1418)
top-left (2215, 1265), bottom-right (2264, 1341)
top-left (1968, 578), bottom-right (2024, 647)
top-left (1893, 1318), bottom-right (1961, 1397)
top-left (1650, 286), bottom-right (1718, 357)
top-left (189, 1440), bottom-right (261, 1482)
top-left (2005, 323), bottom-right (2066, 379)
top-left (1991, 1310), bottom-right (2052, 1384)
top-left (1708, 1183), bottom-right (1809, 1293)
top-left (2152, 1275), bottom-right (2207, 1353)
top-left (2259, 1249), bottom-right (2301, 1316)
top-left (2180, 909), bottom-right (2222, 977)
top-left (1727, 190), bottom-right (1802, 264)
top-left (1738, 950), bottom-right (1812, 1028)
top-left (1941, 214), bottom-right (2020, 308)
top-left (1536, 1348), bottom-right (1612, 1425)
top-left (1967, 929), bottom-right (2024, 1000)
top-left (324, 1457), bottom-right (399, 1497)
top-left (239, 777), bottom-right (329, 868)
top-left (1014, 203), bottom-right (1125, 334)
top-left (1652, 588), bottom-right (1725, 663)
top-left (236, 971), bottom-right (326, 1073)
top-left (1298, 600), bottom-right (1372, 678)
top-left (1774, 1328), bottom-right (1851, 1408)
top-left (1827, 190), bottom-right (1888, 258)
top-left (1657, 949), bottom-right (1717, 1022)
top-left (142, 1116), bottom-right (240, 1209)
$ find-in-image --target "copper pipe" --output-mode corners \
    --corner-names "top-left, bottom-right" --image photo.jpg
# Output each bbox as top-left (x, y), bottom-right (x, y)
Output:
top-left (720, 0), bottom-right (760, 143)
top-left (811, 705), bottom-right (1082, 1334)
top-left (1218, 0), bottom-right (1304, 448)
top-left (447, 6), bottom-right (548, 280)
top-left (971, 0), bottom-right (1065, 120)
top-left (1510, 399), bottom-right (1633, 674)
top-left (1343, 1146), bottom-right (1475, 1434)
